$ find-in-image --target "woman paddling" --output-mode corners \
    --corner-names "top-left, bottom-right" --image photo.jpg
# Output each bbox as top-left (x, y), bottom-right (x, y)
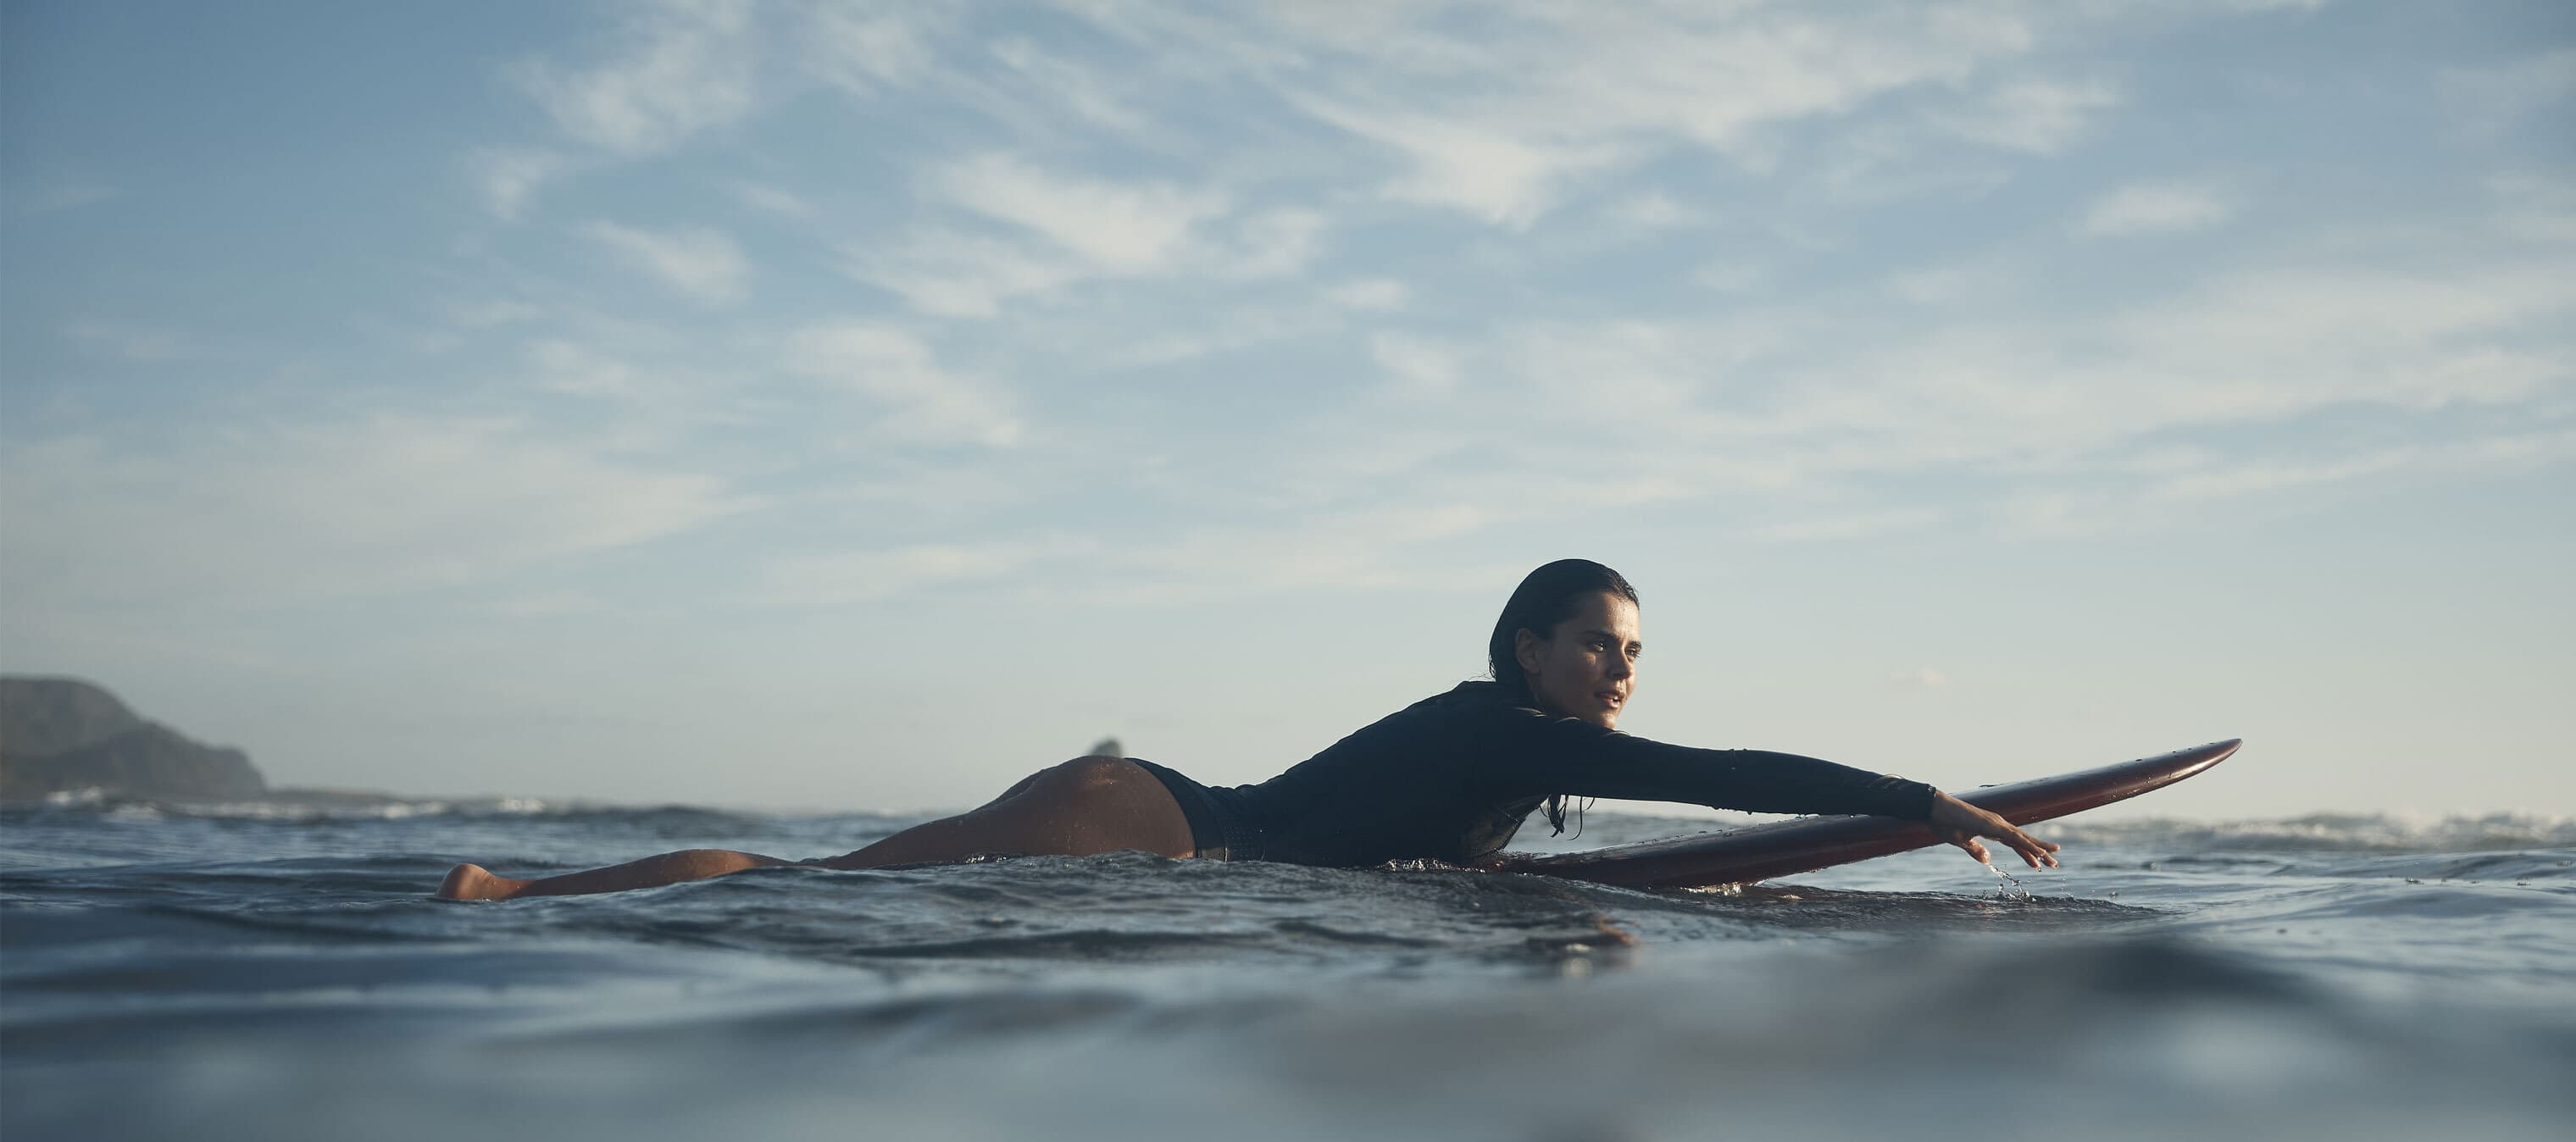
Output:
top-left (436, 559), bottom-right (2057, 901)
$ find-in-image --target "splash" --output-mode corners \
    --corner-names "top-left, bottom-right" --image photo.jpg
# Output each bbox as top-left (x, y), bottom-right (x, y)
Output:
top-left (1986, 862), bottom-right (2030, 903)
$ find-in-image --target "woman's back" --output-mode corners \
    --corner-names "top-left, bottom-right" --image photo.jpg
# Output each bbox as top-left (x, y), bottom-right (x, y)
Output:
top-left (1214, 682), bottom-right (1546, 868)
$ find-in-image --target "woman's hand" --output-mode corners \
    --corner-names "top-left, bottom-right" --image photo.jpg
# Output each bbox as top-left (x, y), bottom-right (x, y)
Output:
top-left (1925, 790), bottom-right (2060, 868)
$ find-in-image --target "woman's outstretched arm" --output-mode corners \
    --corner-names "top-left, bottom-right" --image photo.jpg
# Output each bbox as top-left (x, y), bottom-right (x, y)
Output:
top-left (1485, 712), bottom-right (2060, 869)
top-left (435, 849), bottom-right (794, 901)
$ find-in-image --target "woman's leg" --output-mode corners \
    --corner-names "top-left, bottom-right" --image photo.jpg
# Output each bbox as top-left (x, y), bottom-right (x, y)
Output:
top-left (813, 755), bottom-right (1195, 870)
top-left (432, 756), bottom-right (1196, 900)
top-left (436, 848), bottom-right (793, 901)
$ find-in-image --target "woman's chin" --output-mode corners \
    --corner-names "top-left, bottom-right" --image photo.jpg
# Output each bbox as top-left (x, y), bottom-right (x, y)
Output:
top-left (1535, 695), bottom-right (1622, 728)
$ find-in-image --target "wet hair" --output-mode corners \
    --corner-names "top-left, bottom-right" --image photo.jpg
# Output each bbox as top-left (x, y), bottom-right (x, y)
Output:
top-left (1485, 559), bottom-right (1639, 836)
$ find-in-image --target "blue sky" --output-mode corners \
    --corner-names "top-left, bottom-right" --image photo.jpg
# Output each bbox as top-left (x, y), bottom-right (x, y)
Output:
top-left (3, 0), bottom-right (2569, 821)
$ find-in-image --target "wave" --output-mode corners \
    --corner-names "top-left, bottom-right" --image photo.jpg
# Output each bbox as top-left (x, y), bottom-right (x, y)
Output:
top-left (2040, 812), bottom-right (2576, 853)
top-left (19, 788), bottom-right (556, 819)
top-left (4, 791), bottom-right (799, 833)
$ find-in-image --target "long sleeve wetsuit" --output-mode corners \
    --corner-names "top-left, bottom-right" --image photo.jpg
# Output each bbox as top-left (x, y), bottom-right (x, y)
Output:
top-left (1200, 680), bottom-right (1936, 868)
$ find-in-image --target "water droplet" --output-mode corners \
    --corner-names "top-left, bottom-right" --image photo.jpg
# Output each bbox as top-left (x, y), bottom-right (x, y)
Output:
top-left (1985, 862), bottom-right (2029, 902)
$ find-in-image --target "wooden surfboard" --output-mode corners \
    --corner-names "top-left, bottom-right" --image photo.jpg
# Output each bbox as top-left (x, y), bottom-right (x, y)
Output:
top-left (1496, 739), bottom-right (2240, 890)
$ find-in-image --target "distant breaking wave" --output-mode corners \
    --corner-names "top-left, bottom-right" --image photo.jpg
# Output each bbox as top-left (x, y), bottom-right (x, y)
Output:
top-left (2039, 812), bottom-right (2576, 853)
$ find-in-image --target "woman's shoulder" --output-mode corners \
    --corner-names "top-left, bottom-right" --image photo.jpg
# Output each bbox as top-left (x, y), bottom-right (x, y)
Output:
top-left (1382, 680), bottom-right (1546, 728)
top-left (1319, 681), bottom-right (1537, 751)
top-left (1410, 679), bottom-right (1518, 711)
top-left (1273, 681), bottom-right (1517, 777)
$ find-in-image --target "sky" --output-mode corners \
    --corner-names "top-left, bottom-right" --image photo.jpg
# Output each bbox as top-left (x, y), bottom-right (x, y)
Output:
top-left (2, 0), bottom-right (2569, 823)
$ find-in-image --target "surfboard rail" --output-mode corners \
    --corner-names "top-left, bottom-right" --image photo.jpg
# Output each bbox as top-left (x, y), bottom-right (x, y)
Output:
top-left (1499, 739), bottom-right (2240, 890)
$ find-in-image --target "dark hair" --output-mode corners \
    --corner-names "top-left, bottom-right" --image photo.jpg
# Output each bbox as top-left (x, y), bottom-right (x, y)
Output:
top-left (1486, 559), bottom-right (1639, 837)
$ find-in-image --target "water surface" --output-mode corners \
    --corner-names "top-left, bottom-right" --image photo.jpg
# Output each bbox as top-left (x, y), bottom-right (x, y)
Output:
top-left (5, 797), bottom-right (2570, 1140)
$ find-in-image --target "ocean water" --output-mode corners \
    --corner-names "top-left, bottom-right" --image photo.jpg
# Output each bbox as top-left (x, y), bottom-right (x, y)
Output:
top-left (3, 796), bottom-right (2571, 1142)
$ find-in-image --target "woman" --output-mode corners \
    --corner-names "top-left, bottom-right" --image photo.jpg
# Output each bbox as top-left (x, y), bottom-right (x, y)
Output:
top-left (436, 560), bottom-right (2055, 901)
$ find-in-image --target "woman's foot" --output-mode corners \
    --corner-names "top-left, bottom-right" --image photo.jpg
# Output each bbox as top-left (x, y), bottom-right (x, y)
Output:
top-left (436, 862), bottom-right (526, 901)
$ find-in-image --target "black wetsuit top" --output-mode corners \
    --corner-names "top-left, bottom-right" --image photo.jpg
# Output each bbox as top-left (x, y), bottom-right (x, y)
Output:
top-left (1199, 681), bottom-right (1937, 868)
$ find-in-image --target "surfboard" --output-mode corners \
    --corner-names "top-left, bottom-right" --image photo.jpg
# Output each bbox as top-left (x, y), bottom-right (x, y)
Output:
top-left (1495, 739), bottom-right (2240, 890)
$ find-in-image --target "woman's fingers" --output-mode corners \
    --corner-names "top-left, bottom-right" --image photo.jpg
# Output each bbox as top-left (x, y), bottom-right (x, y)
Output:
top-left (1928, 790), bottom-right (2062, 870)
top-left (1998, 824), bottom-right (2060, 868)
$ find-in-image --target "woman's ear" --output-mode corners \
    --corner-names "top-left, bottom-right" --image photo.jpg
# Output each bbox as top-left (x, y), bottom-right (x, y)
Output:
top-left (1514, 627), bottom-right (1546, 676)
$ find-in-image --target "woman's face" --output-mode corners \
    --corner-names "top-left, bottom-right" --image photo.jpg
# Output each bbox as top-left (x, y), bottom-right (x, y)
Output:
top-left (1514, 591), bottom-right (1641, 729)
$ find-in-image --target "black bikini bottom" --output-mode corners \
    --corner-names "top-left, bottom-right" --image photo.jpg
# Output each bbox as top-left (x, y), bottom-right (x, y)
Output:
top-left (1127, 758), bottom-right (1265, 862)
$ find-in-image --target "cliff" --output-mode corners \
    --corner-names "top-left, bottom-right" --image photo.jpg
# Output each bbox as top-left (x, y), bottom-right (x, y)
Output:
top-left (0, 677), bottom-right (268, 802)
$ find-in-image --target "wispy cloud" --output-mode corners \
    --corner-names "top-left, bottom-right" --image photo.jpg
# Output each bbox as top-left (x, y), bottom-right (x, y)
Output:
top-left (1756, 508), bottom-right (1948, 544)
top-left (781, 322), bottom-right (1024, 447)
top-left (1607, 191), bottom-right (1704, 229)
top-left (468, 148), bottom-right (572, 220)
top-left (519, 0), bottom-right (758, 154)
top-left (528, 339), bottom-right (642, 399)
top-left (64, 320), bottom-right (194, 362)
top-left (841, 228), bottom-right (1079, 318)
top-left (2077, 180), bottom-right (2236, 236)
top-left (1886, 258), bottom-right (2024, 305)
top-left (13, 171), bottom-right (121, 213)
top-left (1296, 97), bottom-right (1622, 228)
top-left (1106, 307), bottom-right (1330, 368)
top-left (800, 4), bottom-right (941, 97)
top-left (1994, 430), bottom-right (2576, 536)
top-left (1208, 3), bottom-right (2040, 225)
top-left (935, 153), bottom-right (1225, 272)
top-left (1102, 502), bottom-right (1506, 598)
top-left (2485, 175), bottom-right (2576, 243)
top-left (2440, 47), bottom-right (2576, 140)
top-left (583, 221), bottom-right (749, 304)
top-left (1326, 279), bottom-right (1413, 311)
top-left (756, 535), bottom-right (1095, 607)
top-left (730, 180), bottom-right (816, 218)
top-left (1797, 263), bottom-right (2572, 474)
top-left (0, 418), bottom-right (743, 608)
top-left (1370, 333), bottom-right (1463, 395)
top-left (1691, 263), bottom-right (1766, 293)
top-left (1933, 77), bottom-right (2121, 153)
top-left (1219, 208), bottom-right (1329, 280)
top-left (847, 158), bottom-right (1253, 316)
top-left (985, 36), bottom-right (1149, 134)
top-left (759, 498), bottom-right (1515, 610)
top-left (1332, 239), bottom-right (2576, 536)
top-left (447, 297), bottom-right (547, 329)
